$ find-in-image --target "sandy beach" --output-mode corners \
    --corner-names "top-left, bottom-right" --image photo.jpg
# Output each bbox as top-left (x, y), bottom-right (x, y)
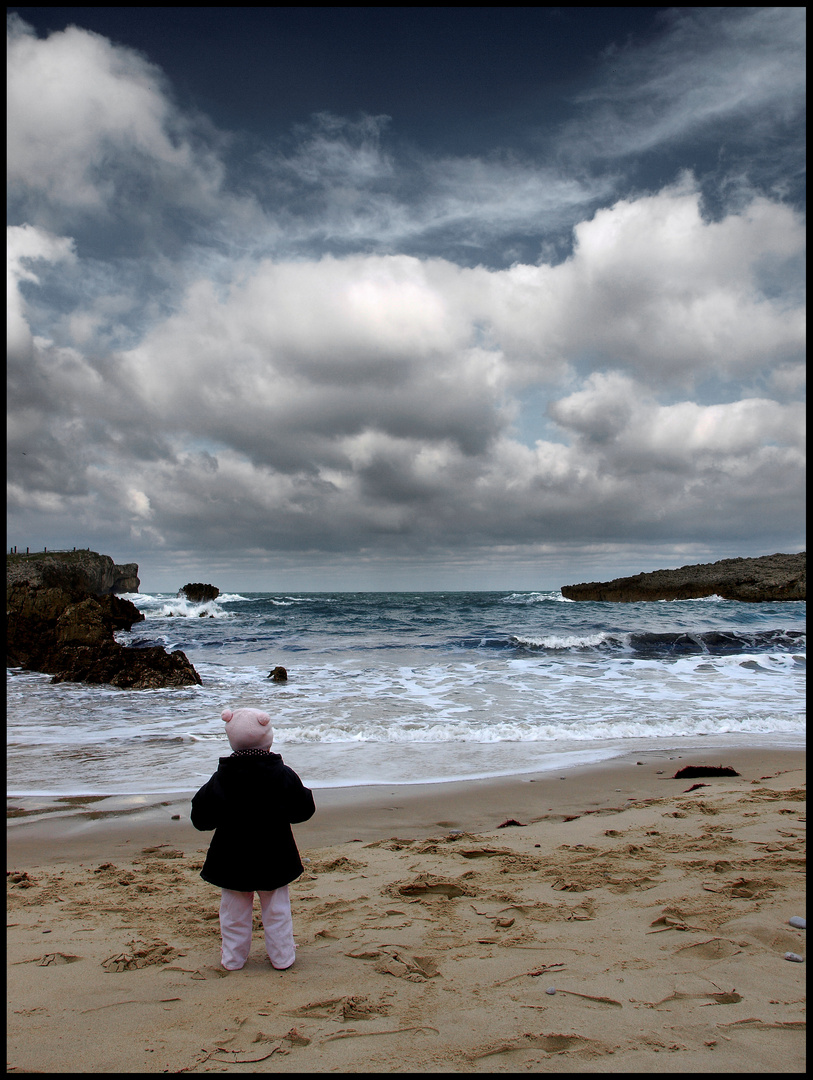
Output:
top-left (7, 746), bottom-right (806, 1073)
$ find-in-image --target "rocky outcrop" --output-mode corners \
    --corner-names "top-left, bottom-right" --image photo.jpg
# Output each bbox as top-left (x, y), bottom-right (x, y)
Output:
top-left (112, 563), bottom-right (140, 593)
top-left (561, 552), bottom-right (806, 602)
top-left (179, 582), bottom-right (220, 602)
top-left (7, 552), bottom-right (200, 689)
top-left (49, 641), bottom-right (202, 689)
top-left (7, 550), bottom-right (139, 596)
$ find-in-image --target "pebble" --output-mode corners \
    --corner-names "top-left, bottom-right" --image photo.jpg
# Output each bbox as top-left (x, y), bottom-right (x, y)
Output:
top-left (545, 987), bottom-right (556, 995)
top-left (788, 916), bottom-right (806, 929)
top-left (784, 952), bottom-right (804, 963)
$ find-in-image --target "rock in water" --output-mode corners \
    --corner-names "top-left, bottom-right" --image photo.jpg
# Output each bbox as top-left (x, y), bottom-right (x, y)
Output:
top-left (179, 582), bottom-right (220, 602)
top-left (7, 551), bottom-right (200, 689)
top-left (561, 552), bottom-right (805, 602)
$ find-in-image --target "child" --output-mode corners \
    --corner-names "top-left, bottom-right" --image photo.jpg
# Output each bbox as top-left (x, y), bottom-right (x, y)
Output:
top-left (191, 707), bottom-right (315, 971)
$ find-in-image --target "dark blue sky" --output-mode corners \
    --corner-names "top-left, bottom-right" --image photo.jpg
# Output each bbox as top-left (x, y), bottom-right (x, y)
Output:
top-left (7, 8), bottom-right (806, 589)
top-left (14, 9), bottom-right (664, 143)
top-left (12, 7), bottom-right (803, 265)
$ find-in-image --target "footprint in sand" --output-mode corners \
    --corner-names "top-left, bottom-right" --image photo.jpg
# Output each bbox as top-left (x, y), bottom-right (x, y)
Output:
top-left (306, 898), bottom-right (356, 916)
top-left (640, 990), bottom-right (742, 1009)
top-left (309, 856), bottom-right (366, 873)
top-left (673, 937), bottom-right (743, 960)
top-left (7, 870), bottom-right (38, 888)
top-left (454, 846), bottom-right (513, 860)
top-left (701, 877), bottom-right (776, 900)
top-left (102, 940), bottom-right (182, 972)
top-left (34, 953), bottom-right (82, 966)
top-left (136, 846), bottom-right (185, 859)
top-left (471, 1031), bottom-right (605, 1060)
top-left (723, 918), bottom-right (803, 952)
top-left (289, 995), bottom-right (392, 1021)
top-left (344, 945), bottom-right (440, 982)
top-left (648, 909), bottom-right (708, 933)
top-left (373, 949), bottom-right (441, 982)
top-left (389, 875), bottom-right (475, 899)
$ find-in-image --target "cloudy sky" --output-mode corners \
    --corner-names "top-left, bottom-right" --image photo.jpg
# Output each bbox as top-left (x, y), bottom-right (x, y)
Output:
top-left (7, 8), bottom-right (806, 591)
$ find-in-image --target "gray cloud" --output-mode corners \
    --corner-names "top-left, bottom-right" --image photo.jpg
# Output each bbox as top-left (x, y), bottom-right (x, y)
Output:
top-left (6, 11), bottom-right (806, 588)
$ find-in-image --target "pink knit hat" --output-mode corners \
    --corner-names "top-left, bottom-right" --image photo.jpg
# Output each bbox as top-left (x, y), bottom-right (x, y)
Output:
top-left (222, 707), bottom-right (274, 751)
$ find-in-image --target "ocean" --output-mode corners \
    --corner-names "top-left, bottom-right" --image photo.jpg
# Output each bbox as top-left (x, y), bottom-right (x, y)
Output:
top-left (6, 590), bottom-right (806, 798)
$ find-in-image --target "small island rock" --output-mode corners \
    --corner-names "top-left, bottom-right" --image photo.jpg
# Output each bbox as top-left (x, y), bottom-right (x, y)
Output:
top-left (179, 582), bottom-right (220, 603)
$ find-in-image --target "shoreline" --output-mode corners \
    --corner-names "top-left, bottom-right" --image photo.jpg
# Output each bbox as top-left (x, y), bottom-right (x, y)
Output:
top-left (7, 742), bottom-right (804, 860)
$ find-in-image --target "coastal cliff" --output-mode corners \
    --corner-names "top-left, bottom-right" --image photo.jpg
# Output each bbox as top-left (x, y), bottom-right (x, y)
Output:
top-left (7, 549), bottom-right (201, 689)
top-left (7, 549), bottom-right (140, 595)
top-left (561, 552), bottom-right (806, 602)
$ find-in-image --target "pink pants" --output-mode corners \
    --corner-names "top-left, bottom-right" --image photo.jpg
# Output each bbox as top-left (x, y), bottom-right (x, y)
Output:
top-left (219, 886), bottom-right (296, 971)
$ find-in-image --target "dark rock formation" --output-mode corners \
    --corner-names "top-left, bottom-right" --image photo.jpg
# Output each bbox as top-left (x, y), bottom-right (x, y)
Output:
top-left (268, 666), bottom-right (288, 682)
top-left (561, 552), bottom-right (806, 603)
top-left (672, 766), bottom-right (740, 779)
top-left (7, 550), bottom-right (139, 596)
top-left (7, 553), bottom-right (200, 690)
top-left (179, 582), bottom-right (220, 603)
top-left (49, 642), bottom-right (202, 690)
top-left (112, 563), bottom-right (140, 593)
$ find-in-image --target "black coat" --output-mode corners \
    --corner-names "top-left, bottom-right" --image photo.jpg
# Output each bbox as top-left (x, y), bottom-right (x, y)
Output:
top-left (191, 753), bottom-right (316, 892)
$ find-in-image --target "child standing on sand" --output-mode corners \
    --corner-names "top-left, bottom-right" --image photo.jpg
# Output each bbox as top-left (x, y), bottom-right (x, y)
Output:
top-left (191, 707), bottom-right (315, 971)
